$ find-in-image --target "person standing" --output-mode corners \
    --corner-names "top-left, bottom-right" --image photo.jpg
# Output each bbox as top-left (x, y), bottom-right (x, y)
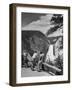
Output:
top-left (22, 50), bottom-right (28, 68)
top-left (37, 53), bottom-right (44, 72)
top-left (31, 51), bottom-right (40, 71)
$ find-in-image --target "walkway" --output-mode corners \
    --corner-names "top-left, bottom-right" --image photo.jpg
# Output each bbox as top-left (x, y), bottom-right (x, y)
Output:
top-left (21, 68), bottom-right (51, 77)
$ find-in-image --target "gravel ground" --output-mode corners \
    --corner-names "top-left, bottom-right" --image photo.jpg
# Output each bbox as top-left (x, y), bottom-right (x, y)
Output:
top-left (21, 68), bottom-right (51, 77)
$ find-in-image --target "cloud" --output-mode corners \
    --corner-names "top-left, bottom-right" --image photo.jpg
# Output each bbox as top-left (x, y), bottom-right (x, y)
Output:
top-left (22, 14), bottom-right (54, 34)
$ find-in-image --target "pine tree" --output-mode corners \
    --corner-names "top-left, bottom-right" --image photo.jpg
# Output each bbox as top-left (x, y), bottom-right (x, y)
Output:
top-left (46, 14), bottom-right (63, 35)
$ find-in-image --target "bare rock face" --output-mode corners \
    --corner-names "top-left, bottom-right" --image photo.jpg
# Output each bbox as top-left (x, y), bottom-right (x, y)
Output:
top-left (22, 31), bottom-right (49, 60)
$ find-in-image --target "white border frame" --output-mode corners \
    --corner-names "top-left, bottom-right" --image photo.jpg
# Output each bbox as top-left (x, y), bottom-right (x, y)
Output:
top-left (16, 6), bottom-right (68, 83)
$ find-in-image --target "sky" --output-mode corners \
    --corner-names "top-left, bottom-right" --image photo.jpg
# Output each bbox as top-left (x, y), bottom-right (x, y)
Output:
top-left (21, 12), bottom-right (54, 34)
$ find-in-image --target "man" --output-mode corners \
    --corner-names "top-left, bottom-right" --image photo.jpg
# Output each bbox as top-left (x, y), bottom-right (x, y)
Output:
top-left (31, 51), bottom-right (40, 71)
top-left (37, 53), bottom-right (44, 72)
top-left (22, 50), bottom-right (28, 68)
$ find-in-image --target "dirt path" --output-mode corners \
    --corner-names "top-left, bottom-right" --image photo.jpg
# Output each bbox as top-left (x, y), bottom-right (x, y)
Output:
top-left (21, 68), bottom-right (51, 77)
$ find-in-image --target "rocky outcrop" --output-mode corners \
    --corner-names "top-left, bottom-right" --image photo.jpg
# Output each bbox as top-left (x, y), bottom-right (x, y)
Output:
top-left (22, 31), bottom-right (49, 59)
